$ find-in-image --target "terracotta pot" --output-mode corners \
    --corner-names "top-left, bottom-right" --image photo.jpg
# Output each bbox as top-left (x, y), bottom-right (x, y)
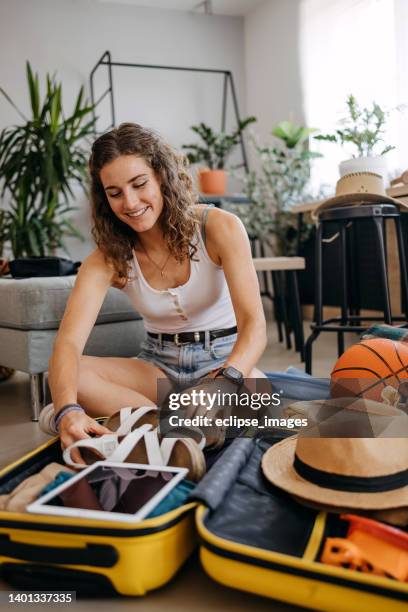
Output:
top-left (199, 169), bottom-right (227, 195)
top-left (0, 258), bottom-right (9, 276)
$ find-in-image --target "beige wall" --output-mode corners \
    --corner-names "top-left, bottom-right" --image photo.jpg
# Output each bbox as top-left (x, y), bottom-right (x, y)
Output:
top-left (244, 0), bottom-right (304, 158)
top-left (0, 0), bottom-right (246, 259)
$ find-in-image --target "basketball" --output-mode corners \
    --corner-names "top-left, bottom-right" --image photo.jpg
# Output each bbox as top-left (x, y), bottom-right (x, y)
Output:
top-left (330, 338), bottom-right (408, 401)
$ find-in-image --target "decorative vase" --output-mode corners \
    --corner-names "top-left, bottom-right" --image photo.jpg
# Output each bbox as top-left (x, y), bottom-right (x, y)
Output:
top-left (339, 156), bottom-right (387, 179)
top-left (198, 169), bottom-right (227, 195)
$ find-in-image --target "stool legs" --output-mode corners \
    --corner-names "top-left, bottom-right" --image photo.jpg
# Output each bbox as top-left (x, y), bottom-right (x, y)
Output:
top-left (305, 329), bottom-right (320, 375)
top-left (314, 222), bottom-right (323, 326)
top-left (305, 222), bottom-right (323, 374)
top-left (394, 216), bottom-right (408, 319)
top-left (271, 271), bottom-right (284, 343)
top-left (278, 270), bottom-right (292, 350)
top-left (288, 270), bottom-right (305, 361)
top-left (338, 223), bottom-right (348, 357)
top-left (30, 373), bottom-right (45, 422)
top-left (373, 216), bottom-right (392, 323)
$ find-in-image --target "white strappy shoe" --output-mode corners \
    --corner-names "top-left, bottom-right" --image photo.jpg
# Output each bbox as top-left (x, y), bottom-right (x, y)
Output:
top-left (63, 419), bottom-right (207, 482)
top-left (104, 405), bottom-right (159, 434)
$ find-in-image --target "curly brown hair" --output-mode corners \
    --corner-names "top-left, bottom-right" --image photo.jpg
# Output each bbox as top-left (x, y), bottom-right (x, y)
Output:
top-left (89, 123), bottom-right (199, 281)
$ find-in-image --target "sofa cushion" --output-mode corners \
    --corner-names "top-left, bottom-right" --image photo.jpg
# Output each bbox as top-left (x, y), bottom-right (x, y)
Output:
top-left (0, 320), bottom-right (146, 373)
top-left (0, 276), bottom-right (141, 330)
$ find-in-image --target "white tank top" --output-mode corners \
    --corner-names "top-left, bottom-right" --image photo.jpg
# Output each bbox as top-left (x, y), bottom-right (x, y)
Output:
top-left (122, 222), bottom-right (236, 334)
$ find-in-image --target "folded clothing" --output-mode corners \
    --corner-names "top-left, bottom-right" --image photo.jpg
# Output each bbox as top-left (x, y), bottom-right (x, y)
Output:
top-left (0, 463), bottom-right (74, 513)
top-left (147, 479), bottom-right (195, 518)
top-left (362, 323), bottom-right (408, 342)
top-left (37, 471), bottom-right (74, 498)
top-left (266, 367), bottom-right (330, 401)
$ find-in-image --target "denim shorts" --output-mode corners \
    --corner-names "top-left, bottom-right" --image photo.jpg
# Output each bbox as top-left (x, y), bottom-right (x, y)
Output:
top-left (137, 331), bottom-right (238, 387)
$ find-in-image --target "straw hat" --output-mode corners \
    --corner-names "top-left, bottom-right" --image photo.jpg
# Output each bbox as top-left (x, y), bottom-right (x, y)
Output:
top-left (262, 402), bottom-right (408, 510)
top-left (312, 172), bottom-right (408, 221)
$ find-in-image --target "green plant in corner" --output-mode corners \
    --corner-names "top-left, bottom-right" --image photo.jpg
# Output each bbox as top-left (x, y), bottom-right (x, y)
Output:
top-left (0, 62), bottom-right (96, 258)
top-left (231, 120), bottom-right (322, 256)
top-left (182, 117), bottom-right (256, 169)
top-left (314, 94), bottom-right (394, 157)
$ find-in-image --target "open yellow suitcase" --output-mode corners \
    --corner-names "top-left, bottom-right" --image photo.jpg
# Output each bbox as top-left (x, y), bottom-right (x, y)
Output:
top-left (193, 435), bottom-right (408, 612)
top-left (0, 437), bottom-right (198, 596)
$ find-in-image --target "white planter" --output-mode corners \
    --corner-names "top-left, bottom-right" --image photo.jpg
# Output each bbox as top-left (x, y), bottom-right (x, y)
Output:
top-left (339, 156), bottom-right (387, 179)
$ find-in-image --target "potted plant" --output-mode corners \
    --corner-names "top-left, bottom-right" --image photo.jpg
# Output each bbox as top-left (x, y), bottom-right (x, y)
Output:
top-left (315, 94), bottom-right (394, 178)
top-left (0, 62), bottom-right (96, 259)
top-left (233, 121), bottom-right (322, 256)
top-left (182, 117), bottom-right (256, 195)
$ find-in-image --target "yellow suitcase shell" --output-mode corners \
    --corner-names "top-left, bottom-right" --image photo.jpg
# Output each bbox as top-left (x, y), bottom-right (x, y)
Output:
top-left (0, 437), bottom-right (197, 596)
top-left (194, 436), bottom-right (408, 612)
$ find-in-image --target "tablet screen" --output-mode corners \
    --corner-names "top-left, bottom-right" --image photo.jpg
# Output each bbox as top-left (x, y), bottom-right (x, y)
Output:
top-left (42, 465), bottom-right (177, 514)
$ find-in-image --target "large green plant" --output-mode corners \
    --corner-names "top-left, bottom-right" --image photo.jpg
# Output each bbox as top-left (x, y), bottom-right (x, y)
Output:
top-left (182, 117), bottom-right (256, 170)
top-left (315, 94), bottom-right (394, 157)
top-left (0, 62), bottom-right (96, 258)
top-left (231, 121), bottom-right (322, 256)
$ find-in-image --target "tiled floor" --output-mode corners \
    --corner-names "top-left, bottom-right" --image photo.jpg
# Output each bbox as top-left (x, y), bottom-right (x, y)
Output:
top-left (0, 312), bottom-right (355, 611)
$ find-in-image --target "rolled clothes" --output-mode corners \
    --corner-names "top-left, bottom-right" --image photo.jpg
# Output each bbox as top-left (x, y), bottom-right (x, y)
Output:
top-left (0, 463), bottom-right (74, 513)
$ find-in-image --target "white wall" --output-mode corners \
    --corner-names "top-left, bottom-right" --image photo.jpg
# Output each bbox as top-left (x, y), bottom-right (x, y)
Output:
top-left (244, 0), bottom-right (304, 156)
top-left (0, 0), bottom-right (245, 259)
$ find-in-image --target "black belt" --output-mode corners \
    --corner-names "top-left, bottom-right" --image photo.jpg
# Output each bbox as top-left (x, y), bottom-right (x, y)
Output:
top-left (147, 325), bottom-right (237, 346)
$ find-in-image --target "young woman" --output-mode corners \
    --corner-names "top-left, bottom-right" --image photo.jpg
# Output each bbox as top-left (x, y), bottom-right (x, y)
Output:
top-left (45, 123), bottom-right (267, 461)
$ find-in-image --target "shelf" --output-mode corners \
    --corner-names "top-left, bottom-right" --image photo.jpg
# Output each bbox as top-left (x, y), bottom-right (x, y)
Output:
top-left (198, 194), bottom-right (250, 205)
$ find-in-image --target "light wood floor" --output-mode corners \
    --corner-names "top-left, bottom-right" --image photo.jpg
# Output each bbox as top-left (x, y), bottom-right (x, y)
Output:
top-left (0, 311), bottom-right (356, 611)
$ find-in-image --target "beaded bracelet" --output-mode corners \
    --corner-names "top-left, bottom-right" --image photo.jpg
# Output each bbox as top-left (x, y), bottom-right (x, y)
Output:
top-left (54, 403), bottom-right (85, 432)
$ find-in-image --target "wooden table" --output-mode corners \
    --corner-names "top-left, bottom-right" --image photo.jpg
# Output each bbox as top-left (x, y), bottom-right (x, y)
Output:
top-left (253, 256), bottom-right (305, 271)
top-left (252, 257), bottom-right (305, 359)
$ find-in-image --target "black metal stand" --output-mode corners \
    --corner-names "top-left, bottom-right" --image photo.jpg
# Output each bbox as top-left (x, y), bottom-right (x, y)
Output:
top-left (89, 50), bottom-right (249, 172)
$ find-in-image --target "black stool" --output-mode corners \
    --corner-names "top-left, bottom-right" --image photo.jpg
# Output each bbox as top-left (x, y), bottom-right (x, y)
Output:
top-left (304, 203), bottom-right (408, 374)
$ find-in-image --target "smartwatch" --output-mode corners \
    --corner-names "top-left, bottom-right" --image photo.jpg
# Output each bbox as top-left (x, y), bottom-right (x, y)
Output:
top-left (217, 366), bottom-right (244, 386)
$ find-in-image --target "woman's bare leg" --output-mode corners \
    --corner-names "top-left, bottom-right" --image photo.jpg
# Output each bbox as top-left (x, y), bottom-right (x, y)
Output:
top-left (77, 355), bottom-right (173, 417)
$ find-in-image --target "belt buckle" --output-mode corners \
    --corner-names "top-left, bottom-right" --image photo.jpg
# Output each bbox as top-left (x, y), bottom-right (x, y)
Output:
top-left (174, 333), bottom-right (181, 346)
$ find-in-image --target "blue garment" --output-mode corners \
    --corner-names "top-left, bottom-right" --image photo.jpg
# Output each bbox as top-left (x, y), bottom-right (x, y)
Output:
top-left (265, 367), bottom-right (330, 400)
top-left (37, 471), bottom-right (74, 498)
top-left (146, 479), bottom-right (195, 518)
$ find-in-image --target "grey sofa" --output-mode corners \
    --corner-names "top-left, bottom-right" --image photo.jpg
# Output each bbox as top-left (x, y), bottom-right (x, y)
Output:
top-left (0, 276), bottom-right (146, 421)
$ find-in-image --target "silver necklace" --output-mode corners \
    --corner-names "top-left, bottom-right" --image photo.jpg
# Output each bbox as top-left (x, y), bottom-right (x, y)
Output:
top-left (140, 243), bottom-right (171, 278)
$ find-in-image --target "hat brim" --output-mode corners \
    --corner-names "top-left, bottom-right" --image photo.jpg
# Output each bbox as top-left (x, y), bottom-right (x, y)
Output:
top-left (261, 436), bottom-right (408, 510)
top-left (312, 192), bottom-right (408, 221)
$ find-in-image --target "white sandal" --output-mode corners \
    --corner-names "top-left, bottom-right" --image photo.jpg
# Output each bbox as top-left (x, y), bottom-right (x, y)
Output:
top-left (104, 405), bottom-right (158, 435)
top-left (62, 423), bottom-right (153, 469)
top-left (63, 423), bottom-right (206, 481)
top-left (108, 427), bottom-right (206, 482)
top-left (106, 405), bottom-right (206, 448)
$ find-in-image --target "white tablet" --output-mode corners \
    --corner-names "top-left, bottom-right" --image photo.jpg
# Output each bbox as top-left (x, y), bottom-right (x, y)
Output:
top-left (27, 462), bottom-right (188, 523)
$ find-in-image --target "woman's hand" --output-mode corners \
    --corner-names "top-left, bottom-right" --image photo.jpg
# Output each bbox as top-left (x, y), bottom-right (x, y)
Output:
top-left (59, 412), bottom-right (112, 466)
